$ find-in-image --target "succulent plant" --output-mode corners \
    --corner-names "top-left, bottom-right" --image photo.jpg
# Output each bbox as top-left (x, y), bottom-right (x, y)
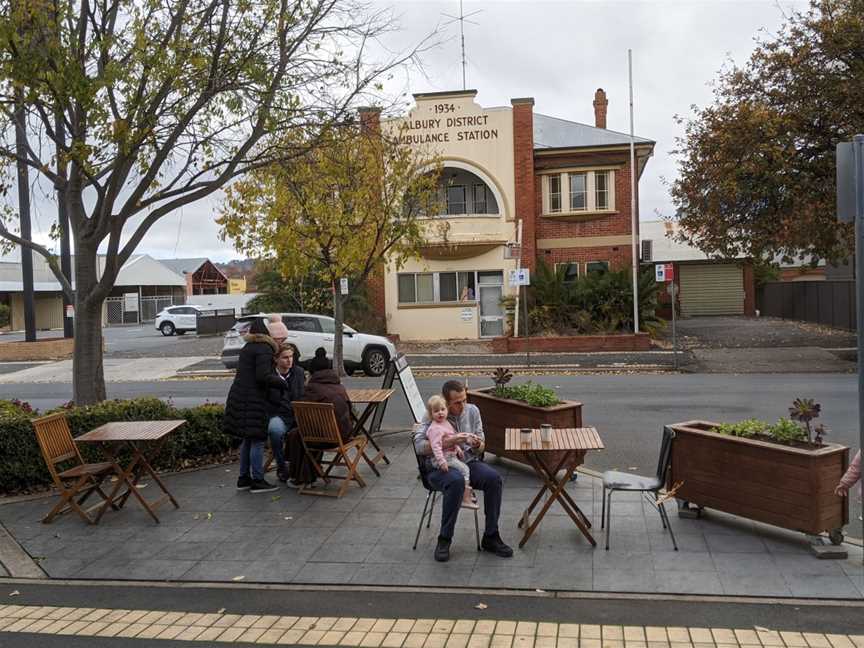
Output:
top-left (491, 367), bottom-right (513, 389)
top-left (788, 398), bottom-right (822, 444)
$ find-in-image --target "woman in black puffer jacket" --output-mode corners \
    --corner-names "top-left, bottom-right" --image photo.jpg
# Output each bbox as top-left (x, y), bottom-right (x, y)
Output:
top-left (224, 318), bottom-right (287, 493)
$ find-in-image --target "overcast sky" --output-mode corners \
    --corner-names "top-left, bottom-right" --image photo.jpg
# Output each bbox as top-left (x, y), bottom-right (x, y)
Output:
top-left (18, 0), bottom-right (808, 263)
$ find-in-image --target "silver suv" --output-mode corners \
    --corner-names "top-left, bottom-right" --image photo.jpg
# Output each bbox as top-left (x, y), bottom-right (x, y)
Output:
top-left (220, 313), bottom-right (396, 377)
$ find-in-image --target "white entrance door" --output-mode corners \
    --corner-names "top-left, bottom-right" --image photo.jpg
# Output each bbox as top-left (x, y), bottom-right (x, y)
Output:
top-left (478, 271), bottom-right (504, 338)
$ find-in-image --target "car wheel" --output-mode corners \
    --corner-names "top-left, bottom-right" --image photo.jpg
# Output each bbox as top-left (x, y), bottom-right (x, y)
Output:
top-left (343, 365), bottom-right (355, 377)
top-left (160, 321), bottom-right (176, 336)
top-left (362, 347), bottom-right (388, 377)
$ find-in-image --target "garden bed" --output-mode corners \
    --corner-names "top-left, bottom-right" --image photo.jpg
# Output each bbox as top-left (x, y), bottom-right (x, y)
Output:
top-left (668, 419), bottom-right (848, 538)
top-left (468, 386), bottom-right (583, 468)
top-left (0, 337), bottom-right (75, 361)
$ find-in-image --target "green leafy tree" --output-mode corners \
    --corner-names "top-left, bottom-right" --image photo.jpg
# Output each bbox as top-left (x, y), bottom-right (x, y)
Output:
top-left (219, 123), bottom-right (441, 373)
top-left (670, 0), bottom-right (861, 265)
top-left (0, 0), bottom-right (428, 404)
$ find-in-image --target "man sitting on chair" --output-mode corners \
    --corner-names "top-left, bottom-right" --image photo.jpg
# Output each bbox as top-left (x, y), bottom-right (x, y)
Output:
top-left (413, 380), bottom-right (513, 562)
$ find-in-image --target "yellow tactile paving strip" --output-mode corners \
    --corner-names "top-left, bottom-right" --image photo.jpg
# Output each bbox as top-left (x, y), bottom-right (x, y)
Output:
top-left (0, 605), bottom-right (862, 647)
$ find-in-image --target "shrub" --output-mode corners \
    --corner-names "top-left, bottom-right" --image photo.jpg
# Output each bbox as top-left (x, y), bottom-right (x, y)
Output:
top-left (527, 260), bottom-right (663, 336)
top-left (0, 397), bottom-right (232, 494)
top-left (492, 382), bottom-right (561, 407)
top-left (0, 303), bottom-right (10, 328)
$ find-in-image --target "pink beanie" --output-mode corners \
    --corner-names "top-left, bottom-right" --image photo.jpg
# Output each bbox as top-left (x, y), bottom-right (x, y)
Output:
top-left (266, 314), bottom-right (289, 341)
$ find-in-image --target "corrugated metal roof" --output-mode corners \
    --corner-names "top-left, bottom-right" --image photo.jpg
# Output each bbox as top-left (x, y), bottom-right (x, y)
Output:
top-left (160, 257), bottom-right (209, 276)
top-left (0, 254), bottom-right (186, 292)
top-left (533, 113), bottom-right (653, 150)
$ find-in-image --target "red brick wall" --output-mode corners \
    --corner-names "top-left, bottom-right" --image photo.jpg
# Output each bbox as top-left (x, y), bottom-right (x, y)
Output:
top-left (539, 246), bottom-right (632, 272)
top-left (533, 156), bottom-right (636, 270)
top-left (512, 98), bottom-right (536, 271)
top-left (492, 333), bottom-right (651, 353)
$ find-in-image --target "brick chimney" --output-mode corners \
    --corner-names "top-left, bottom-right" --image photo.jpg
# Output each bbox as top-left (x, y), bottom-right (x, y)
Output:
top-left (358, 106), bottom-right (381, 134)
top-left (511, 97), bottom-right (536, 271)
top-left (593, 88), bottom-right (608, 129)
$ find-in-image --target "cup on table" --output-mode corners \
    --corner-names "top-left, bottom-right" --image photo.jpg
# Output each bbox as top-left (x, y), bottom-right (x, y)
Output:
top-left (540, 424), bottom-right (553, 444)
top-left (520, 427), bottom-right (532, 447)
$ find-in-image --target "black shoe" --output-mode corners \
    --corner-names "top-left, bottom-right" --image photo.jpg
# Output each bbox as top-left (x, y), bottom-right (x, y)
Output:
top-left (481, 533), bottom-right (514, 558)
top-left (276, 468), bottom-right (289, 483)
top-left (249, 479), bottom-right (279, 493)
top-left (434, 536), bottom-right (451, 562)
top-left (236, 475), bottom-right (252, 491)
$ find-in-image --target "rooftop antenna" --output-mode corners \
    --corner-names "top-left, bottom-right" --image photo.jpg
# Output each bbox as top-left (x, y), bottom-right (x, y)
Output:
top-left (442, 0), bottom-right (481, 90)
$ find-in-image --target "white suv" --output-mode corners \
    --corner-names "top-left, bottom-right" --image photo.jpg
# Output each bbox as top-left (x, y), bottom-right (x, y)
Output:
top-left (221, 313), bottom-right (397, 377)
top-left (154, 305), bottom-right (202, 336)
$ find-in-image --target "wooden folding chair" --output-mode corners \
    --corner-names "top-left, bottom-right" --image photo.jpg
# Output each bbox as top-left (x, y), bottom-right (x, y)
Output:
top-left (293, 401), bottom-right (368, 498)
top-left (32, 412), bottom-right (118, 524)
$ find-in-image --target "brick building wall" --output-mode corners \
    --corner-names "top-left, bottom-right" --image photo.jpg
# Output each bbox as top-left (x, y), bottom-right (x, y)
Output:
top-left (358, 106), bottom-right (387, 321)
top-left (511, 98), bottom-right (536, 271)
top-left (533, 159), bottom-right (636, 271)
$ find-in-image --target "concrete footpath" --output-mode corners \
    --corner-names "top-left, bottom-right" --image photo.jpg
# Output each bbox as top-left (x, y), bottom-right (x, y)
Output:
top-left (1, 433), bottom-right (861, 599)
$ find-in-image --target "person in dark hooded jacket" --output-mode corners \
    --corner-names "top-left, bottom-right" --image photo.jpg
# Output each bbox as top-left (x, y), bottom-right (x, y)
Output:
top-left (284, 347), bottom-right (354, 487)
top-left (224, 318), bottom-right (287, 493)
top-left (267, 343), bottom-right (305, 482)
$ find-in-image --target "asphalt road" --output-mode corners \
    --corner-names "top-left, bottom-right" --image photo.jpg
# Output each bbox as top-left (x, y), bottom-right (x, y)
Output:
top-left (1, 372), bottom-right (856, 473)
top-left (0, 580), bottom-right (862, 644)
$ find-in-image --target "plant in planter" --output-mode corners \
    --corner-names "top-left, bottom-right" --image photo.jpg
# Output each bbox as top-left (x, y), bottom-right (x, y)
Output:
top-left (467, 370), bottom-right (581, 467)
top-left (492, 367), bottom-right (513, 390)
top-left (669, 398), bottom-right (849, 543)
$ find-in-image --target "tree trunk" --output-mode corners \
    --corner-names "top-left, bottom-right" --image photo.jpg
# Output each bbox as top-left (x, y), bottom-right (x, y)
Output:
top-left (333, 284), bottom-right (345, 377)
top-left (72, 250), bottom-right (107, 404)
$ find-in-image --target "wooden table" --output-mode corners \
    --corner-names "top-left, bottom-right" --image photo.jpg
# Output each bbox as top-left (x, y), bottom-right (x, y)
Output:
top-left (75, 420), bottom-right (186, 524)
top-left (347, 389), bottom-right (394, 475)
top-left (505, 427), bottom-right (605, 548)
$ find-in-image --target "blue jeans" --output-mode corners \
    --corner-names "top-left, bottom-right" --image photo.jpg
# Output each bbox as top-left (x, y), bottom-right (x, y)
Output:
top-left (239, 438), bottom-right (265, 481)
top-left (427, 460), bottom-right (503, 541)
top-left (268, 416), bottom-right (288, 472)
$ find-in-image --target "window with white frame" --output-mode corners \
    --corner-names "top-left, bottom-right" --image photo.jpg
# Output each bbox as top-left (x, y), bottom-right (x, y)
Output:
top-left (586, 260), bottom-right (610, 275)
top-left (543, 170), bottom-right (616, 215)
top-left (397, 271), bottom-right (480, 304)
top-left (568, 173), bottom-right (586, 211)
top-left (555, 262), bottom-right (580, 283)
top-left (595, 171), bottom-right (610, 210)
top-left (548, 174), bottom-right (562, 213)
top-left (473, 184), bottom-right (487, 214)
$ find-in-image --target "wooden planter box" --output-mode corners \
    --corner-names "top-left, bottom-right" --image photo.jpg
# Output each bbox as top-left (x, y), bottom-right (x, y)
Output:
top-left (468, 388), bottom-right (583, 468)
top-left (669, 420), bottom-right (849, 537)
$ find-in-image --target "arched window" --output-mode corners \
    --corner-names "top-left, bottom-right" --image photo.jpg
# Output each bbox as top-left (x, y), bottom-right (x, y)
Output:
top-left (436, 167), bottom-right (500, 216)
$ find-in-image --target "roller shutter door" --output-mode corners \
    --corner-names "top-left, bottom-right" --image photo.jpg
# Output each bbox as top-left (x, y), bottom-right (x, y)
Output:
top-left (679, 264), bottom-right (744, 317)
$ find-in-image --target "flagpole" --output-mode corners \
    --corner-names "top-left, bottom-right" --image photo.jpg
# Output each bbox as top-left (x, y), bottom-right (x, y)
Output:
top-left (629, 48), bottom-right (640, 334)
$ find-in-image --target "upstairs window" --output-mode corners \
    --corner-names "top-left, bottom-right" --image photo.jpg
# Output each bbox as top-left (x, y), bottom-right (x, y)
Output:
top-left (595, 171), bottom-right (610, 210)
top-left (446, 185), bottom-right (467, 215)
top-left (549, 175), bottom-right (562, 213)
top-left (569, 173), bottom-right (586, 211)
top-left (543, 170), bottom-right (616, 215)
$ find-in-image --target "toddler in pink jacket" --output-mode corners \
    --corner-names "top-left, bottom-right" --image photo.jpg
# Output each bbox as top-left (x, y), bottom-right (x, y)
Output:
top-left (835, 450), bottom-right (861, 498)
top-left (426, 395), bottom-right (478, 510)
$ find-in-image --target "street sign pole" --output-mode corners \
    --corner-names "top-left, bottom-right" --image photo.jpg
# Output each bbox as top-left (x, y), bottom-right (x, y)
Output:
top-left (670, 282), bottom-right (678, 370)
top-left (852, 134), bottom-right (864, 557)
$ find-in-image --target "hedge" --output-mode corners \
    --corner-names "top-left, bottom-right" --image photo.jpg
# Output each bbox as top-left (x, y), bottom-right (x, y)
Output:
top-left (0, 397), bottom-right (232, 494)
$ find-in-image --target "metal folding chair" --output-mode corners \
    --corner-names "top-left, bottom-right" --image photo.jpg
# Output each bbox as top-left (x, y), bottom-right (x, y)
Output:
top-left (601, 426), bottom-right (678, 551)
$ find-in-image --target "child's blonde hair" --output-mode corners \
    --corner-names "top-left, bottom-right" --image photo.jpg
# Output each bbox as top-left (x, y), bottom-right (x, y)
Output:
top-left (427, 394), bottom-right (447, 414)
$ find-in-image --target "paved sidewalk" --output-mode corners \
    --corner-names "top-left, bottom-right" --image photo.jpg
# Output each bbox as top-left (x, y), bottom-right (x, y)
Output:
top-left (1, 433), bottom-right (861, 598)
top-left (0, 357), bottom-right (210, 383)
